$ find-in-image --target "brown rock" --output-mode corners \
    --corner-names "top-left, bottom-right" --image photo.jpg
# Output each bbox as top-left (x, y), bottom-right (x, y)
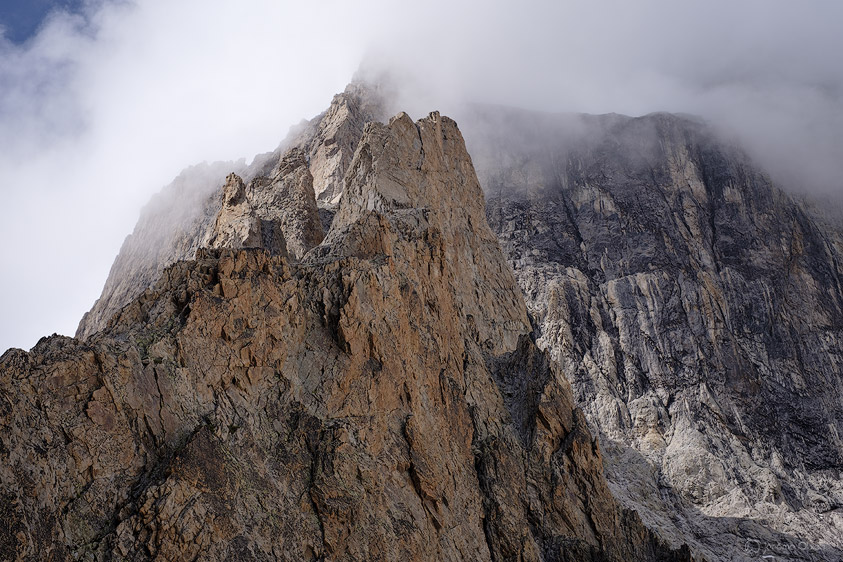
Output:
top-left (75, 81), bottom-right (385, 341)
top-left (1, 112), bottom-right (691, 561)
top-left (204, 173), bottom-right (274, 252)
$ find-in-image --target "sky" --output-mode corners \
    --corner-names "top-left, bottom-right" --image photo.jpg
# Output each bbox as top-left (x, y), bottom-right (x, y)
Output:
top-left (0, 0), bottom-right (84, 44)
top-left (1, 0), bottom-right (842, 352)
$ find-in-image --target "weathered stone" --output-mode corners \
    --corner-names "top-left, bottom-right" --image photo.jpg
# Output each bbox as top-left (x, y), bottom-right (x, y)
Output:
top-left (303, 81), bottom-right (390, 204)
top-left (204, 173), bottom-right (273, 252)
top-left (76, 80), bottom-right (385, 341)
top-left (478, 107), bottom-right (843, 560)
top-left (247, 147), bottom-right (323, 259)
top-left (0, 112), bottom-right (689, 561)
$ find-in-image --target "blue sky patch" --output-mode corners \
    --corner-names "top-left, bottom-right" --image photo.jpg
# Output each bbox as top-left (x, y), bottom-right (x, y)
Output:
top-left (0, 0), bottom-right (85, 44)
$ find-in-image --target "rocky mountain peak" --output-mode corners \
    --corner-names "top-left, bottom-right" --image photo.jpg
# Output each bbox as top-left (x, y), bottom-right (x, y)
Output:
top-left (335, 111), bottom-right (480, 225)
top-left (75, 81), bottom-right (385, 342)
top-left (303, 81), bottom-right (389, 204)
top-left (221, 172), bottom-right (247, 205)
top-left (0, 109), bottom-right (691, 561)
top-left (325, 110), bottom-right (529, 352)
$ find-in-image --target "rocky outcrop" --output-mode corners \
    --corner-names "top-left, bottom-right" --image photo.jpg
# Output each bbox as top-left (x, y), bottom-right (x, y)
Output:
top-left (76, 81), bottom-right (385, 341)
top-left (0, 112), bottom-right (690, 561)
top-left (205, 173), bottom-right (273, 252)
top-left (476, 107), bottom-right (843, 560)
top-left (300, 81), bottom-right (390, 204)
top-left (246, 148), bottom-right (323, 259)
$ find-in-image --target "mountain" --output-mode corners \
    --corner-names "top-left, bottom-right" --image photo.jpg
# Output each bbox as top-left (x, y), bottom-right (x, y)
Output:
top-left (470, 106), bottom-right (843, 560)
top-left (4, 78), bottom-right (843, 561)
top-left (0, 111), bottom-right (690, 560)
top-left (75, 82), bottom-right (390, 341)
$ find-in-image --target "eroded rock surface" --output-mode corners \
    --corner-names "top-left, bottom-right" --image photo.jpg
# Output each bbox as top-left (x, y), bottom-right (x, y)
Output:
top-left (477, 108), bottom-right (843, 560)
top-left (76, 81), bottom-right (385, 341)
top-left (302, 81), bottom-right (389, 204)
top-left (205, 173), bottom-right (274, 252)
top-left (246, 148), bottom-right (322, 259)
top-left (0, 113), bottom-right (690, 561)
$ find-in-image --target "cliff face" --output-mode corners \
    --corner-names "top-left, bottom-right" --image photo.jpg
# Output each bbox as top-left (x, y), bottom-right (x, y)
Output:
top-left (21, 79), bottom-right (843, 560)
top-left (301, 82), bottom-right (391, 205)
top-left (75, 81), bottom-right (386, 341)
top-left (0, 113), bottom-right (689, 561)
top-left (474, 107), bottom-right (843, 560)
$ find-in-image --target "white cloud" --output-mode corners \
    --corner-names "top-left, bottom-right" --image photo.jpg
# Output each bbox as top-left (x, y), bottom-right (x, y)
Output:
top-left (1, 0), bottom-right (842, 351)
top-left (0, 0), bottom-right (376, 351)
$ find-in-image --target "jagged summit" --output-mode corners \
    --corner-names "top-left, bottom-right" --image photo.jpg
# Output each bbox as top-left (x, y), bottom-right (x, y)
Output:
top-left (75, 80), bottom-right (386, 341)
top-left (304, 81), bottom-right (391, 204)
top-left (21, 76), bottom-right (843, 560)
top-left (321, 110), bottom-right (530, 352)
top-left (0, 111), bottom-right (691, 560)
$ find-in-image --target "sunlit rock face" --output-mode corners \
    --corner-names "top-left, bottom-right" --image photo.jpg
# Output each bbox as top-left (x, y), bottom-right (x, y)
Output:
top-left (472, 106), bottom-right (843, 561)
top-left (24, 77), bottom-right (843, 561)
top-left (0, 112), bottom-right (691, 561)
top-left (75, 81), bottom-right (385, 341)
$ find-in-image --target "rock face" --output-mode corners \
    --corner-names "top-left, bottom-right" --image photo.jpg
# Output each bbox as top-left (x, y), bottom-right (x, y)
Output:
top-left (302, 81), bottom-right (390, 204)
top-left (205, 173), bottom-right (273, 252)
top-left (0, 113), bottom-right (690, 560)
top-left (472, 107), bottom-right (843, 560)
top-left (27, 78), bottom-right (843, 560)
top-left (76, 81), bottom-right (386, 341)
top-left (246, 148), bottom-right (322, 259)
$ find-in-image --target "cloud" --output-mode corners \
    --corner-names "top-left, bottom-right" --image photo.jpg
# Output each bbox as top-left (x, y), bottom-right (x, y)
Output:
top-left (1, 0), bottom-right (841, 351)
top-left (363, 0), bottom-right (843, 192)
top-left (0, 0), bottom-right (375, 351)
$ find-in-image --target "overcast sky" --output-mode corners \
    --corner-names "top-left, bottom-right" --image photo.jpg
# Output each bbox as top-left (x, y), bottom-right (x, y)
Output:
top-left (1, 0), bottom-right (842, 352)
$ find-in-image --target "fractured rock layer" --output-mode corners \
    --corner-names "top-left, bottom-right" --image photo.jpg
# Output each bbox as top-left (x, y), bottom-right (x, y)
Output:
top-left (0, 113), bottom-right (689, 561)
top-left (475, 107), bottom-right (843, 561)
top-left (303, 81), bottom-right (389, 204)
top-left (247, 148), bottom-right (323, 260)
top-left (205, 173), bottom-right (278, 253)
top-left (76, 81), bottom-right (384, 341)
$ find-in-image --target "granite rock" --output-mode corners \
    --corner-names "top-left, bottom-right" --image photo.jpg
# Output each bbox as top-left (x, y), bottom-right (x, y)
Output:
top-left (476, 108), bottom-right (843, 560)
top-left (0, 112), bottom-right (690, 562)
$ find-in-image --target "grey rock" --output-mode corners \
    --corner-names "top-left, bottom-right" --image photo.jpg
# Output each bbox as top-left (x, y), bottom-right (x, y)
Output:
top-left (205, 173), bottom-right (276, 252)
top-left (246, 147), bottom-right (323, 259)
top-left (301, 81), bottom-right (391, 204)
top-left (475, 107), bottom-right (843, 560)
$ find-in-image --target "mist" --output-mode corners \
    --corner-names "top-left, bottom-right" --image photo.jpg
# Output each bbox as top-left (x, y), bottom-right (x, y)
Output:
top-left (1, 0), bottom-right (842, 352)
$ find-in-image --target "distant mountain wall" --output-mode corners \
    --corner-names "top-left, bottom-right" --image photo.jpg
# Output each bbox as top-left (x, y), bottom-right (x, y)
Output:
top-left (475, 107), bottom-right (843, 560)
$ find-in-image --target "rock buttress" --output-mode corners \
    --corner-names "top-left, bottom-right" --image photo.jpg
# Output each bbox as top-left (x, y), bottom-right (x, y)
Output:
top-left (76, 81), bottom-right (385, 341)
top-left (1, 112), bottom-right (691, 561)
